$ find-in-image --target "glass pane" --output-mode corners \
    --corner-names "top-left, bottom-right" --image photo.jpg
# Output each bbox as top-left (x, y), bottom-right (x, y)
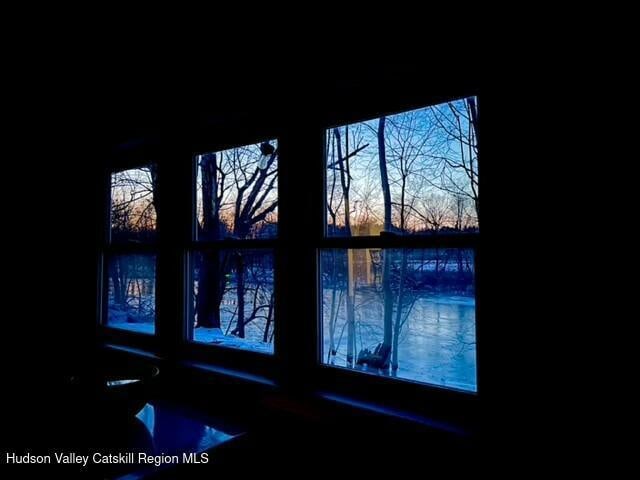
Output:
top-left (106, 254), bottom-right (156, 335)
top-left (320, 248), bottom-right (476, 392)
top-left (190, 249), bottom-right (274, 354)
top-left (326, 97), bottom-right (479, 236)
top-left (196, 140), bottom-right (278, 240)
top-left (111, 166), bottom-right (157, 243)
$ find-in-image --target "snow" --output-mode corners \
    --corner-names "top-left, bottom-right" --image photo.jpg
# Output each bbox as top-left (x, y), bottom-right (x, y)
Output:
top-left (107, 322), bottom-right (273, 354)
top-left (109, 321), bottom-right (155, 335)
top-left (192, 327), bottom-right (273, 354)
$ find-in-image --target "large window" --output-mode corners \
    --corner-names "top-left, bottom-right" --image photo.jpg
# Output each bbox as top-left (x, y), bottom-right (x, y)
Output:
top-left (103, 166), bottom-right (158, 334)
top-left (321, 97), bottom-right (479, 392)
top-left (188, 140), bottom-right (278, 354)
top-left (99, 94), bottom-right (481, 404)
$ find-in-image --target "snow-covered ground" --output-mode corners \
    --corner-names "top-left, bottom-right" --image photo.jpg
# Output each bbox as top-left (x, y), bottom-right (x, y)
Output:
top-left (109, 321), bottom-right (155, 335)
top-left (107, 322), bottom-right (272, 354)
top-left (192, 327), bottom-right (273, 354)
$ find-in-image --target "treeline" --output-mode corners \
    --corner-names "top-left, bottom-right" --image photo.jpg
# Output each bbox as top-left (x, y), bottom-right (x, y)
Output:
top-left (321, 249), bottom-right (474, 295)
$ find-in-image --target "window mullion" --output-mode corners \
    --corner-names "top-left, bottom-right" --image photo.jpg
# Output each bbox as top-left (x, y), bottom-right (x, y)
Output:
top-left (276, 126), bottom-right (325, 391)
top-left (156, 145), bottom-right (191, 360)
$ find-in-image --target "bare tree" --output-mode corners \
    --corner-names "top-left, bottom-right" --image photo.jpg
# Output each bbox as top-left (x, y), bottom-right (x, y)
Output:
top-left (381, 112), bottom-right (435, 371)
top-left (223, 252), bottom-right (274, 341)
top-left (324, 98), bottom-right (479, 377)
top-left (325, 132), bottom-right (344, 362)
top-left (196, 143), bottom-right (278, 340)
top-left (423, 193), bottom-right (451, 231)
top-left (110, 167), bottom-right (157, 241)
top-left (378, 116), bottom-right (393, 369)
top-left (430, 98), bottom-right (479, 223)
top-left (196, 153), bottom-right (226, 328)
top-left (333, 126), bottom-right (357, 365)
top-left (327, 123), bottom-right (373, 361)
top-left (109, 168), bottom-right (157, 322)
top-left (109, 256), bottom-right (126, 309)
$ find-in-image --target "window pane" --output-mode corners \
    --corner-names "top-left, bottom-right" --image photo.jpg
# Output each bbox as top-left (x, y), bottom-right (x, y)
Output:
top-left (111, 166), bottom-right (157, 243)
top-left (190, 249), bottom-right (275, 354)
top-left (196, 140), bottom-right (278, 240)
top-left (106, 253), bottom-right (156, 335)
top-left (326, 97), bottom-right (479, 236)
top-left (320, 248), bottom-right (476, 392)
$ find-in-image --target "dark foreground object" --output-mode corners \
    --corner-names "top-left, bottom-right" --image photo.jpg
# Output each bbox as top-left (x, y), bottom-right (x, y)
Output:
top-left (66, 362), bottom-right (160, 419)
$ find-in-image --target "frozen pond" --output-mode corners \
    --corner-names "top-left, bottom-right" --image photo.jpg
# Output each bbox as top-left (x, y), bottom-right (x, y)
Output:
top-left (321, 291), bottom-right (476, 392)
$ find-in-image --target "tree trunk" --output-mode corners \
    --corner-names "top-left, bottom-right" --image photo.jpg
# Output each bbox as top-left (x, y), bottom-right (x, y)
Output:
top-left (235, 252), bottom-right (245, 338)
top-left (381, 250), bottom-right (393, 354)
top-left (196, 251), bottom-right (222, 329)
top-left (392, 249), bottom-right (408, 371)
top-left (200, 153), bottom-right (220, 240)
top-left (263, 292), bottom-right (274, 343)
top-left (149, 163), bottom-right (160, 224)
top-left (378, 117), bottom-right (392, 232)
top-left (346, 249), bottom-right (356, 366)
top-left (334, 127), bottom-right (356, 367)
top-left (136, 278), bottom-right (142, 314)
top-left (110, 256), bottom-right (125, 307)
top-left (328, 250), bottom-right (338, 363)
top-left (196, 154), bottom-right (225, 329)
top-left (378, 116), bottom-right (393, 357)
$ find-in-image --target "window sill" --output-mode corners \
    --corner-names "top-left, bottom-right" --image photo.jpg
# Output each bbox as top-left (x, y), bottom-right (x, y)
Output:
top-left (104, 343), bottom-right (162, 361)
top-left (101, 345), bottom-right (474, 437)
top-left (178, 360), bottom-right (277, 388)
top-left (318, 392), bottom-right (471, 437)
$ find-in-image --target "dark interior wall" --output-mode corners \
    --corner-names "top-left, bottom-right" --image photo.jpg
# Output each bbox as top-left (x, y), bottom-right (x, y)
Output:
top-left (3, 133), bottom-right (101, 388)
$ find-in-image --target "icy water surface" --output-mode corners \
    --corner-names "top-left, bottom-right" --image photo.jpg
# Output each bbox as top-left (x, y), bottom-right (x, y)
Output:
top-left (322, 291), bottom-right (477, 392)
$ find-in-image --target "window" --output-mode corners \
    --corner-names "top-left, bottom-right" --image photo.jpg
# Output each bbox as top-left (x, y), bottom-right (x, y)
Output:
top-left (189, 140), bottom-right (278, 354)
top-left (321, 97), bottom-right (479, 392)
top-left (103, 166), bottom-right (158, 335)
top-left (99, 93), bottom-right (481, 411)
